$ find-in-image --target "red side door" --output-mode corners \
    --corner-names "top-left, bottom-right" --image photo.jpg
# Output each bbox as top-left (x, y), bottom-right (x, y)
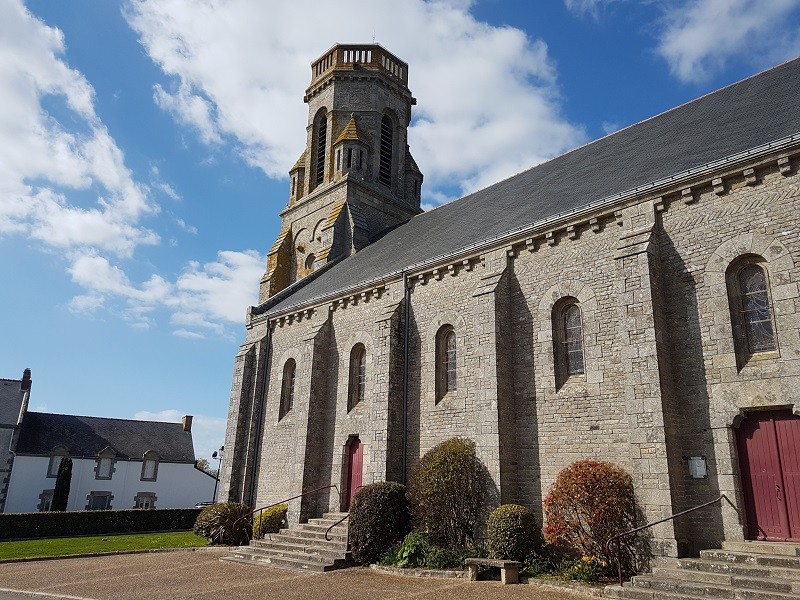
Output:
top-left (737, 410), bottom-right (800, 541)
top-left (345, 438), bottom-right (363, 511)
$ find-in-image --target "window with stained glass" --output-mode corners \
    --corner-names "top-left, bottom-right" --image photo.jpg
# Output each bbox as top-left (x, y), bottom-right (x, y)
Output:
top-left (563, 304), bottom-right (585, 375)
top-left (739, 264), bottom-right (777, 353)
top-left (348, 344), bottom-right (366, 411)
top-left (279, 359), bottom-right (296, 420)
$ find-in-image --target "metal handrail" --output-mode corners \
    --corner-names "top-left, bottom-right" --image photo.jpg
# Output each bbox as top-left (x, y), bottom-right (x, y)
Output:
top-left (228, 484), bottom-right (341, 544)
top-left (324, 483), bottom-right (370, 541)
top-left (604, 493), bottom-right (740, 585)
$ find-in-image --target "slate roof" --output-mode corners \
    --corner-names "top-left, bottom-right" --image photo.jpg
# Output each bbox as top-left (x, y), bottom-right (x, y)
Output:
top-left (266, 57), bottom-right (800, 316)
top-left (15, 412), bottom-right (196, 462)
top-left (0, 379), bottom-right (25, 425)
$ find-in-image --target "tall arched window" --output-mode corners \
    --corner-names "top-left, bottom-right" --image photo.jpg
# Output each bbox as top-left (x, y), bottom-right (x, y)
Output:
top-left (435, 325), bottom-right (456, 402)
top-left (348, 343), bottom-right (366, 411)
top-left (314, 112), bottom-right (327, 187)
top-left (379, 115), bottom-right (393, 187)
top-left (279, 359), bottom-right (296, 420)
top-left (553, 298), bottom-right (584, 387)
top-left (727, 256), bottom-right (777, 365)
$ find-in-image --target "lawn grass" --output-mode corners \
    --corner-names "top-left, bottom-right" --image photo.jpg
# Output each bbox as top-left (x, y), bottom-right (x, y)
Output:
top-left (0, 531), bottom-right (208, 560)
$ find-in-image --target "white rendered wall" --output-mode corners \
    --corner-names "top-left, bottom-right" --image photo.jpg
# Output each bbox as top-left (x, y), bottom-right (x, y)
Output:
top-left (5, 456), bottom-right (216, 513)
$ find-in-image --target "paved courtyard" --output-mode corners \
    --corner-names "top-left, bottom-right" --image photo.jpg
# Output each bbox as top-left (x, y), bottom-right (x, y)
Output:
top-left (0, 550), bottom-right (598, 600)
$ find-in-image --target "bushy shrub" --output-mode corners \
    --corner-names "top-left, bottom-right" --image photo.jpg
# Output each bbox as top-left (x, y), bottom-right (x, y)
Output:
top-left (543, 459), bottom-right (635, 568)
top-left (381, 532), bottom-right (466, 570)
top-left (407, 437), bottom-right (491, 548)
top-left (486, 504), bottom-right (537, 561)
top-left (349, 481), bottom-right (410, 564)
top-left (193, 502), bottom-right (251, 546)
top-left (252, 503), bottom-right (287, 539)
top-left (0, 509), bottom-right (201, 540)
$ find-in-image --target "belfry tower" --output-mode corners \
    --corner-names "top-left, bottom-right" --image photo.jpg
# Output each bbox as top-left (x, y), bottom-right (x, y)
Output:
top-left (259, 44), bottom-right (423, 302)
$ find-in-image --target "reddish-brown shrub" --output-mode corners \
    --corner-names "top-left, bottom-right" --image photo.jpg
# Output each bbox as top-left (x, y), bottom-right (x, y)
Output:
top-left (543, 459), bottom-right (635, 566)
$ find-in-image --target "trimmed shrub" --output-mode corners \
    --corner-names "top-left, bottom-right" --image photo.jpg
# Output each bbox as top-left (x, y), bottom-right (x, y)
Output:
top-left (349, 481), bottom-right (410, 564)
top-left (252, 503), bottom-right (287, 539)
top-left (0, 508), bottom-right (200, 540)
top-left (407, 437), bottom-right (491, 549)
top-left (486, 504), bottom-right (537, 561)
top-left (543, 459), bottom-right (635, 568)
top-left (193, 502), bottom-right (251, 546)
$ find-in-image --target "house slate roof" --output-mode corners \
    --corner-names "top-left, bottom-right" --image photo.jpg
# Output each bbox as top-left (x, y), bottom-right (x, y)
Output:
top-left (265, 57), bottom-right (800, 316)
top-left (15, 412), bottom-right (196, 462)
top-left (0, 379), bottom-right (25, 425)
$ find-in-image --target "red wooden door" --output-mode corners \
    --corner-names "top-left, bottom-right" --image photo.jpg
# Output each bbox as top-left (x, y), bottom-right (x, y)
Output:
top-left (737, 410), bottom-right (800, 541)
top-left (345, 438), bottom-right (363, 511)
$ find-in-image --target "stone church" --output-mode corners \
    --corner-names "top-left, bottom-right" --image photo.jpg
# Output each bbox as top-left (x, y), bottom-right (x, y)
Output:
top-left (219, 44), bottom-right (800, 558)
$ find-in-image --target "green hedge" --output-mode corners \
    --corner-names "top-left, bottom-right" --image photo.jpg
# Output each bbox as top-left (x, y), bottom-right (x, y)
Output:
top-left (0, 508), bottom-right (202, 541)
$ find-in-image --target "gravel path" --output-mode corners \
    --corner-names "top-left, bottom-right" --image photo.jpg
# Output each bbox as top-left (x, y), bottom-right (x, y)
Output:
top-left (0, 550), bottom-right (599, 600)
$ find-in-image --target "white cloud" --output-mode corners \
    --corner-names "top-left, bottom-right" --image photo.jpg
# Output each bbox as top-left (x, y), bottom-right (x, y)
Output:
top-left (0, 0), bottom-right (159, 257)
top-left (66, 250), bottom-right (264, 331)
top-left (176, 218), bottom-right (197, 234)
top-left (564, 0), bottom-right (619, 18)
top-left (133, 409), bottom-right (226, 462)
top-left (125, 0), bottom-right (586, 201)
top-left (657, 0), bottom-right (800, 83)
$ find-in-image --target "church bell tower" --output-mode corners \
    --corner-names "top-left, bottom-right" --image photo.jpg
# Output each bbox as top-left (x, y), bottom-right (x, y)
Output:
top-left (259, 44), bottom-right (424, 302)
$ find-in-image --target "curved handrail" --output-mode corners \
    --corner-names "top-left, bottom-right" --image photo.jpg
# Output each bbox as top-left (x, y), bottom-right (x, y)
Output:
top-left (226, 484), bottom-right (340, 544)
top-left (325, 512), bottom-right (349, 541)
top-left (324, 483), bottom-right (370, 541)
top-left (604, 493), bottom-right (740, 585)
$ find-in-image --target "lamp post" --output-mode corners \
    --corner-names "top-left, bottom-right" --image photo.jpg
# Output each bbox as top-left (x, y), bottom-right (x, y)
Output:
top-left (211, 446), bottom-right (223, 502)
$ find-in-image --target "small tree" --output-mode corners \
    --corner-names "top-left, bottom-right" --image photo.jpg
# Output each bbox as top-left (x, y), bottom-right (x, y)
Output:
top-left (51, 457), bottom-right (72, 511)
top-left (349, 481), bottom-right (410, 564)
top-left (544, 459), bottom-right (635, 568)
top-left (486, 504), bottom-right (537, 561)
top-left (407, 437), bottom-right (491, 549)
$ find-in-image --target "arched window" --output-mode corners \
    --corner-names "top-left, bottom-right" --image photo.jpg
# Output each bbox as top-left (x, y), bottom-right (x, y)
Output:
top-left (279, 359), bottom-right (296, 420)
top-left (348, 343), bottom-right (366, 411)
top-left (141, 450), bottom-right (160, 482)
top-left (95, 447), bottom-right (116, 480)
top-left (305, 253), bottom-right (316, 272)
top-left (314, 112), bottom-right (327, 187)
top-left (47, 446), bottom-right (68, 478)
top-left (553, 298), bottom-right (585, 387)
top-left (379, 115), bottom-right (393, 187)
top-left (727, 256), bottom-right (777, 365)
top-left (435, 325), bottom-right (456, 402)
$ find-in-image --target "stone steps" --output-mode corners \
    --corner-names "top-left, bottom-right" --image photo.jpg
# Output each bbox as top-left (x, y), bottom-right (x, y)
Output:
top-left (604, 541), bottom-right (800, 600)
top-left (221, 512), bottom-right (353, 573)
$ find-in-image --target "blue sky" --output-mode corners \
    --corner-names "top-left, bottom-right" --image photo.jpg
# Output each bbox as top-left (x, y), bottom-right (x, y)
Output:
top-left (2, 0), bottom-right (799, 461)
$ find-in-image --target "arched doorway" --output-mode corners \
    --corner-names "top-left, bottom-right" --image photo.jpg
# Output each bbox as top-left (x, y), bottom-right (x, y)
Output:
top-left (736, 409), bottom-right (800, 541)
top-left (343, 436), bottom-right (363, 511)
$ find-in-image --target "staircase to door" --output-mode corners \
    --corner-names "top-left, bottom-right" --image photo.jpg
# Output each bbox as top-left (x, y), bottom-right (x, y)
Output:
top-left (604, 540), bottom-right (800, 599)
top-left (222, 512), bottom-right (353, 572)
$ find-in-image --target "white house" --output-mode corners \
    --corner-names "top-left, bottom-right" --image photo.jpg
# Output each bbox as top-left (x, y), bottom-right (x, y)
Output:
top-left (3, 404), bottom-right (216, 513)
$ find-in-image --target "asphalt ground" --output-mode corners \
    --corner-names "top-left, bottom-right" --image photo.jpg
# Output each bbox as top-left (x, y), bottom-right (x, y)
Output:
top-left (0, 549), bottom-right (599, 600)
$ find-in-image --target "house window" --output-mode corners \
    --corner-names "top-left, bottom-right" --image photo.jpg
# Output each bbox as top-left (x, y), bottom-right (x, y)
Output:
top-left (435, 325), bottom-right (456, 402)
top-left (94, 448), bottom-right (116, 480)
top-left (141, 450), bottom-right (159, 482)
top-left (727, 256), bottom-right (778, 365)
top-left (379, 115), bottom-right (393, 187)
top-left (47, 447), bottom-right (68, 478)
top-left (86, 491), bottom-right (113, 510)
top-left (38, 489), bottom-right (54, 512)
top-left (134, 492), bottom-right (157, 509)
top-left (348, 343), bottom-right (366, 411)
top-left (279, 358), bottom-right (296, 420)
top-left (554, 298), bottom-right (585, 387)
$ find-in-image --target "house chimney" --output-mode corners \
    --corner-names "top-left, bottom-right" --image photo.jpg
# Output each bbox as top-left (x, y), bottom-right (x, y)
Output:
top-left (20, 368), bottom-right (31, 392)
top-left (182, 415), bottom-right (193, 432)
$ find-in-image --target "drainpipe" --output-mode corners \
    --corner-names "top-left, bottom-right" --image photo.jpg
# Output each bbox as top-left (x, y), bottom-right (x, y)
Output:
top-left (401, 272), bottom-right (411, 485)
top-left (247, 323), bottom-right (273, 508)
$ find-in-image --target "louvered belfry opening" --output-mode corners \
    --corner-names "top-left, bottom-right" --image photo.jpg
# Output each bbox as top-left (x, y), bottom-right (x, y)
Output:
top-left (315, 116), bottom-right (327, 187)
top-left (379, 115), bottom-right (393, 187)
